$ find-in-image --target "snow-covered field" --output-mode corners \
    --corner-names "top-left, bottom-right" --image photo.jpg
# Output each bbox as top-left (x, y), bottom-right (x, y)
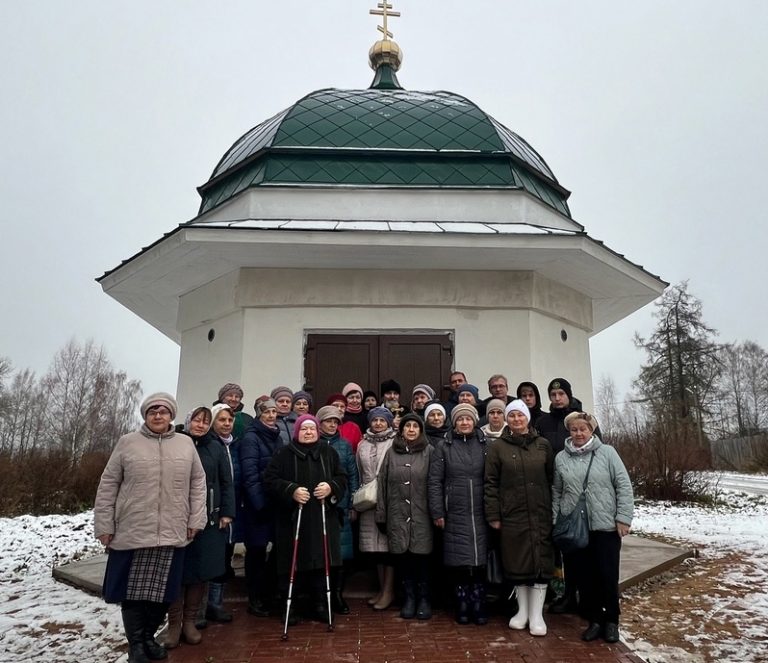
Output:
top-left (1, 473), bottom-right (767, 663)
top-left (0, 512), bottom-right (124, 663)
top-left (625, 475), bottom-right (768, 663)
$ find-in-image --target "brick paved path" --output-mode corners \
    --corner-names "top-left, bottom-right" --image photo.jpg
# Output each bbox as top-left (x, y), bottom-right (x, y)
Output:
top-left (166, 599), bottom-right (645, 663)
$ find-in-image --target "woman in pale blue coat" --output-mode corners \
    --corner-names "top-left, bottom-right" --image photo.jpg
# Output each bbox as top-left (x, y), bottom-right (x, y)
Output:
top-left (552, 411), bottom-right (633, 645)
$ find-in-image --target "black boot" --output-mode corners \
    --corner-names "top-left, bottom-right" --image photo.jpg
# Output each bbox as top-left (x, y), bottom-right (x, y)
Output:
top-left (331, 567), bottom-right (350, 615)
top-left (455, 585), bottom-right (470, 625)
top-left (470, 583), bottom-right (488, 626)
top-left (205, 582), bottom-right (233, 622)
top-left (142, 601), bottom-right (168, 660)
top-left (399, 580), bottom-right (416, 619)
top-left (548, 585), bottom-right (578, 615)
top-left (122, 602), bottom-right (151, 663)
top-left (416, 582), bottom-right (432, 620)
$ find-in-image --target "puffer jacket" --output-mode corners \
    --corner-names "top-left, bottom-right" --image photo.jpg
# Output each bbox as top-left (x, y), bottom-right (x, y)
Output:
top-left (484, 428), bottom-right (554, 582)
top-left (428, 428), bottom-right (488, 567)
top-left (322, 431), bottom-right (360, 560)
top-left (375, 432), bottom-right (433, 555)
top-left (356, 428), bottom-right (395, 553)
top-left (94, 425), bottom-right (206, 550)
top-left (240, 418), bottom-right (282, 547)
top-left (275, 411), bottom-right (297, 447)
top-left (552, 436), bottom-right (634, 531)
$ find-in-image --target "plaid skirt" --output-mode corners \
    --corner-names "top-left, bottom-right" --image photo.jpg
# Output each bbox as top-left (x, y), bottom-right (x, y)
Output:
top-left (103, 546), bottom-right (185, 604)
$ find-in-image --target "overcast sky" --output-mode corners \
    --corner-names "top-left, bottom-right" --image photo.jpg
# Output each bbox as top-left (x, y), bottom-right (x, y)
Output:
top-left (1, 1), bottom-right (766, 403)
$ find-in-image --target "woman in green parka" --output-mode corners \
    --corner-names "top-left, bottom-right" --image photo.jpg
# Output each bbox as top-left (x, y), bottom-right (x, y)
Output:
top-left (264, 414), bottom-right (347, 625)
top-left (485, 399), bottom-right (554, 637)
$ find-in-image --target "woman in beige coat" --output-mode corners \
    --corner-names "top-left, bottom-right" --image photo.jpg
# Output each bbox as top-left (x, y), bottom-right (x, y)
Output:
top-left (94, 392), bottom-right (206, 663)
top-left (355, 406), bottom-right (396, 610)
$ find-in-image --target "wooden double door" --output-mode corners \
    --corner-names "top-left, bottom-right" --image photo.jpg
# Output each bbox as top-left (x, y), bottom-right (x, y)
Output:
top-left (304, 334), bottom-right (453, 409)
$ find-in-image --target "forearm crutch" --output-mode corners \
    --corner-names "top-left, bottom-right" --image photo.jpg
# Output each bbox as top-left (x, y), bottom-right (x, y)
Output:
top-left (320, 497), bottom-right (334, 632)
top-left (281, 503), bottom-right (303, 641)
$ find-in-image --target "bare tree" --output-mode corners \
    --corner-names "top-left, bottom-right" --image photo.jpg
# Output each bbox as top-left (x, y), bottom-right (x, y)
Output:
top-left (594, 374), bottom-right (622, 440)
top-left (39, 339), bottom-right (141, 462)
top-left (719, 341), bottom-right (768, 436)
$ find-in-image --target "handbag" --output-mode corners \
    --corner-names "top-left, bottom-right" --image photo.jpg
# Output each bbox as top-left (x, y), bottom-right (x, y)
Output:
top-left (352, 445), bottom-right (388, 512)
top-left (552, 451), bottom-right (595, 554)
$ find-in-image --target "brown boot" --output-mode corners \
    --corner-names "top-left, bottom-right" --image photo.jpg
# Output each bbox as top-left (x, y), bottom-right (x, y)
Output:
top-left (182, 583), bottom-right (204, 645)
top-left (159, 598), bottom-right (182, 649)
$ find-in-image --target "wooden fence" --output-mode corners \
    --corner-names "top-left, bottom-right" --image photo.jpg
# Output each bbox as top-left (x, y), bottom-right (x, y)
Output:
top-left (711, 434), bottom-right (768, 471)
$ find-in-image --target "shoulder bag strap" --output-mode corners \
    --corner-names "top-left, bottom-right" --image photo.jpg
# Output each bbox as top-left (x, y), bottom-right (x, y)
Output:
top-left (581, 451), bottom-right (596, 493)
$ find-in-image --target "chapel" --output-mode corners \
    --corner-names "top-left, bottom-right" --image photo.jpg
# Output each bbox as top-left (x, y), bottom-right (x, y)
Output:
top-left (98, 3), bottom-right (666, 410)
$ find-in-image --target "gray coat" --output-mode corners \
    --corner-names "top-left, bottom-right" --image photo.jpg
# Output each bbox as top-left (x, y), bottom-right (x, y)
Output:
top-left (428, 428), bottom-right (488, 567)
top-left (376, 435), bottom-right (433, 555)
top-left (552, 437), bottom-right (634, 531)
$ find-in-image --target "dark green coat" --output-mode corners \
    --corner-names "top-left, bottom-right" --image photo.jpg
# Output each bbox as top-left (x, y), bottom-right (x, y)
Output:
top-left (375, 434), bottom-right (433, 555)
top-left (484, 428), bottom-right (554, 582)
top-left (264, 441), bottom-right (347, 575)
top-left (183, 432), bottom-right (236, 584)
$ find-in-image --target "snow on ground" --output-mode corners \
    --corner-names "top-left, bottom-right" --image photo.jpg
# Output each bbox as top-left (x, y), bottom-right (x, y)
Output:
top-left (1, 472), bottom-right (767, 663)
top-left (626, 474), bottom-right (768, 663)
top-left (0, 511), bottom-right (124, 663)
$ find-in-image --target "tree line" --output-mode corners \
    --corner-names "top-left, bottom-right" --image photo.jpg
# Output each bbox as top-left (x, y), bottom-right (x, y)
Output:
top-left (595, 281), bottom-right (768, 500)
top-left (0, 339), bottom-right (141, 516)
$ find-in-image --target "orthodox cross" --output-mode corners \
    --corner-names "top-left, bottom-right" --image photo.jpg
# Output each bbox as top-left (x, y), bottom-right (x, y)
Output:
top-left (370, 1), bottom-right (400, 40)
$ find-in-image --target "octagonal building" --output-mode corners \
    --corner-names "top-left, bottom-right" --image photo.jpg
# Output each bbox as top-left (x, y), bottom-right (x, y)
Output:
top-left (98, 41), bottom-right (665, 411)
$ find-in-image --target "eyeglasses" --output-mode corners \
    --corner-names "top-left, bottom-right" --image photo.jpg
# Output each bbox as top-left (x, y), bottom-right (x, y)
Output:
top-left (147, 407), bottom-right (171, 417)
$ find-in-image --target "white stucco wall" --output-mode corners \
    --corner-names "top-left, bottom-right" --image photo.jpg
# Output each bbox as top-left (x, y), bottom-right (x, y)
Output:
top-left (174, 267), bottom-right (595, 415)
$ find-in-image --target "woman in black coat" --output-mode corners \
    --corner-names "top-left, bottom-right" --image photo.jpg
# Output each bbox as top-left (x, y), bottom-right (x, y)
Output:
top-left (162, 406), bottom-right (235, 649)
top-left (428, 403), bottom-right (489, 625)
top-left (264, 414), bottom-right (347, 624)
top-left (240, 398), bottom-right (283, 617)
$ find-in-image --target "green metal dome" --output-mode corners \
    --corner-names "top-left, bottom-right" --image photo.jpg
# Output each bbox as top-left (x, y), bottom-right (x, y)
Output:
top-left (198, 86), bottom-right (571, 217)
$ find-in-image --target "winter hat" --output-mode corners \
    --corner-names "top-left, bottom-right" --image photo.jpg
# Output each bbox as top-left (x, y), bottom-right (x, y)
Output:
top-left (457, 383), bottom-right (480, 402)
top-left (368, 406), bottom-right (394, 426)
top-left (141, 392), bottom-right (178, 420)
top-left (217, 382), bottom-right (243, 402)
top-left (412, 383), bottom-right (436, 400)
top-left (450, 403), bottom-right (479, 426)
top-left (270, 386), bottom-right (294, 402)
top-left (564, 411), bottom-right (599, 432)
top-left (325, 392), bottom-right (347, 406)
top-left (423, 401), bottom-right (446, 420)
top-left (547, 378), bottom-right (573, 400)
top-left (342, 382), bottom-right (364, 397)
top-left (292, 390), bottom-right (313, 407)
top-left (504, 399), bottom-right (531, 422)
top-left (293, 414), bottom-right (320, 440)
top-left (183, 406), bottom-right (212, 433)
top-left (316, 405), bottom-right (343, 423)
top-left (380, 379), bottom-right (401, 396)
top-left (398, 412), bottom-right (425, 435)
top-left (485, 399), bottom-right (506, 415)
top-left (255, 398), bottom-right (277, 417)
top-left (211, 403), bottom-right (233, 423)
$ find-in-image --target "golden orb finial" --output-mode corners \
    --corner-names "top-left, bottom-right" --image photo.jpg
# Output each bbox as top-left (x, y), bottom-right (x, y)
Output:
top-left (368, 1), bottom-right (403, 72)
top-left (369, 39), bottom-right (403, 72)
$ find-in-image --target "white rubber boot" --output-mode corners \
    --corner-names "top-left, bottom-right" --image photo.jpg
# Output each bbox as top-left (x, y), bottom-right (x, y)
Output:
top-left (528, 584), bottom-right (548, 636)
top-left (508, 585), bottom-right (529, 630)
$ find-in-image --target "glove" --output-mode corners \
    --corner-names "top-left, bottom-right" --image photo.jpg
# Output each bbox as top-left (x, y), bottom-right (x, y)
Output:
top-left (376, 521), bottom-right (387, 535)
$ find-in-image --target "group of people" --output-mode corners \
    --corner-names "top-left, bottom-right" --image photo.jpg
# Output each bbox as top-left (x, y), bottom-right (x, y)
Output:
top-left (94, 372), bottom-right (634, 663)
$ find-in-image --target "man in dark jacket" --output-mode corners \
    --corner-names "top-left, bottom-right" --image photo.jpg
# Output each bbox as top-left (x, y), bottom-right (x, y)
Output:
top-left (535, 377), bottom-right (595, 616)
top-left (535, 378), bottom-right (589, 455)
